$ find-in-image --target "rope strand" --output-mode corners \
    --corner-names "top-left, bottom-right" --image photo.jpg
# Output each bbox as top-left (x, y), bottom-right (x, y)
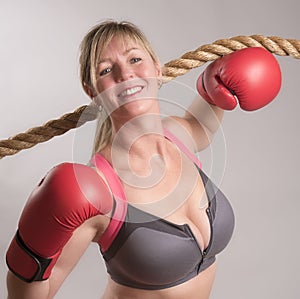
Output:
top-left (1, 34), bottom-right (300, 159)
top-left (162, 35), bottom-right (300, 81)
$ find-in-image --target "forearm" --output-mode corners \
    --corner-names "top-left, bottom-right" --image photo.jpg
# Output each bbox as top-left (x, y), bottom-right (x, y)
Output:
top-left (5, 163), bottom-right (112, 298)
top-left (7, 271), bottom-right (51, 299)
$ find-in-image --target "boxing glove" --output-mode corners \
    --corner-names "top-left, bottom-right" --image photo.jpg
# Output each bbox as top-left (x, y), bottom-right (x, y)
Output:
top-left (6, 163), bottom-right (112, 282)
top-left (196, 47), bottom-right (282, 111)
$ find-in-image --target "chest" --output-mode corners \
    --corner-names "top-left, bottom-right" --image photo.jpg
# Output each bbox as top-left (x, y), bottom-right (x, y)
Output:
top-left (96, 151), bottom-right (235, 290)
top-left (120, 155), bottom-right (211, 250)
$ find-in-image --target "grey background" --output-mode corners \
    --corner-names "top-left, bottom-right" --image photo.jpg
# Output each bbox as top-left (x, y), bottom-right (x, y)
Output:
top-left (1, 0), bottom-right (299, 298)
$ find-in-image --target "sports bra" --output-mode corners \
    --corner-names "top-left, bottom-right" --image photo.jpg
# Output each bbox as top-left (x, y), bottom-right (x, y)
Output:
top-left (90, 130), bottom-right (235, 290)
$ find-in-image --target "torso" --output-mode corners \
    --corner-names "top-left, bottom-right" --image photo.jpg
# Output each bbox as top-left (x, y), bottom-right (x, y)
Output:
top-left (121, 145), bottom-right (211, 252)
top-left (92, 134), bottom-right (234, 299)
top-left (101, 264), bottom-right (217, 299)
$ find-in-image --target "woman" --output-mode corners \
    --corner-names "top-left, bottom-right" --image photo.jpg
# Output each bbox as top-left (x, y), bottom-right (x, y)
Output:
top-left (5, 20), bottom-right (281, 298)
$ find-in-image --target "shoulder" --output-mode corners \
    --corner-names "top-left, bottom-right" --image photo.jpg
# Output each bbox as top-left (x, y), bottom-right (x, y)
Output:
top-left (162, 116), bottom-right (197, 152)
top-left (163, 112), bottom-right (219, 153)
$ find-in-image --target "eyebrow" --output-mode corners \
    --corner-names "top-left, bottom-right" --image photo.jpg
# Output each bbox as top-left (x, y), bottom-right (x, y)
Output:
top-left (97, 47), bottom-right (140, 64)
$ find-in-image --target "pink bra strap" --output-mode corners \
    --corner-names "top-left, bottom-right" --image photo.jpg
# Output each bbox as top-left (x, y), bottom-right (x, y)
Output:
top-left (90, 154), bottom-right (128, 252)
top-left (163, 129), bottom-right (202, 169)
top-left (91, 154), bottom-right (126, 200)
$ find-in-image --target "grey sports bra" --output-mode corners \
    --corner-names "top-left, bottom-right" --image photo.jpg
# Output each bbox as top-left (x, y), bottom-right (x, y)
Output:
top-left (91, 130), bottom-right (235, 290)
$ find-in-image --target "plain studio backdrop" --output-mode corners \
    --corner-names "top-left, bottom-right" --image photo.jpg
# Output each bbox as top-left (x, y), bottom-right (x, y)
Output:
top-left (0, 0), bottom-right (299, 298)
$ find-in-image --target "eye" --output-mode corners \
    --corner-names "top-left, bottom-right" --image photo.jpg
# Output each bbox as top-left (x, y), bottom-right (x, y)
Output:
top-left (99, 67), bottom-right (111, 76)
top-left (130, 57), bottom-right (142, 64)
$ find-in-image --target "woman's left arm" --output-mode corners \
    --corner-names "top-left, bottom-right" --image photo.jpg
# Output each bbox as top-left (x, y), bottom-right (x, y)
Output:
top-left (184, 95), bottom-right (224, 151)
top-left (164, 47), bottom-right (282, 153)
top-left (162, 96), bottom-right (223, 153)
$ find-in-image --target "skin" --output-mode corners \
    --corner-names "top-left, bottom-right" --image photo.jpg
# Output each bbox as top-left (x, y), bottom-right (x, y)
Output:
top-left (7, 36), bottom-right (224, 299)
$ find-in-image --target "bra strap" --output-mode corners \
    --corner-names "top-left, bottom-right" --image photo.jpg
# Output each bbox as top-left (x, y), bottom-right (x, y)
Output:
top-left (90, 154), bottom-right (128, 252)
top-left (163, 129), bottom-right (202, 169)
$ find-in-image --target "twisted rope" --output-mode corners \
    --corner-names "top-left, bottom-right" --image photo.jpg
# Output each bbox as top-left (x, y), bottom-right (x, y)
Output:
top-left (162, 34), bottom-right (300, 81)
top-left (1, 34), bottom-right (300, 159)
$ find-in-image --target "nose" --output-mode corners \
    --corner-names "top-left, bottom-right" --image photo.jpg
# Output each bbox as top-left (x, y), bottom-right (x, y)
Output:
top-left (114, 63), bottom-right (134, 82)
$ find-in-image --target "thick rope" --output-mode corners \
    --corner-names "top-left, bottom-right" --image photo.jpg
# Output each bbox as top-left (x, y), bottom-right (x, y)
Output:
top-left (1, 34), bottom-right (300, 159)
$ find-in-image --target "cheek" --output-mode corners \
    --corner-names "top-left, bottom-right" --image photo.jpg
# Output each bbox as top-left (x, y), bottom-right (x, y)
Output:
top-left (95, 81), bottom-right (107, 93)
top-left (94, 86), bottom-right (120, 114)
top-left (145, 63), bottom-right (161, 79)
top-left (95, 78), bottom-right (116, 96)
top-left (92, 80), bottom-right (112, 107)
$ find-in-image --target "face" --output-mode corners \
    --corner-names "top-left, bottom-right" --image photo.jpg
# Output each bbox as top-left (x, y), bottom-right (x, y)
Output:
top-left (92, 36), bottom-right (162, 119)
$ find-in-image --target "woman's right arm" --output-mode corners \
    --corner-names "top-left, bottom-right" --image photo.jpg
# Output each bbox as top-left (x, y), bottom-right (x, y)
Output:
top-left (7, 214), bottom-right (109, 299)
top-left (6, 163), bottom-right (113, 299)
top-left (7, 272), bottom-right (50, 299)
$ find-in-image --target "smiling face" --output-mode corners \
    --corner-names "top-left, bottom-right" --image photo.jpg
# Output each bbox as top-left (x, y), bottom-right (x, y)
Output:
top-left (79, 21), bottom-right (164, 151)
top-left (93, 36), bottom-right (162, 121)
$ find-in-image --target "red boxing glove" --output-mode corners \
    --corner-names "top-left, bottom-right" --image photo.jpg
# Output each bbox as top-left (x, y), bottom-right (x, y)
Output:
top-left (6, 163), bottom-right (112, 282)
top-left (196, 47), bottom-right (282, 111)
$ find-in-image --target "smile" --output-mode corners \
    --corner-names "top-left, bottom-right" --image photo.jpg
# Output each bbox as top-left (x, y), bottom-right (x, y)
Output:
top-left (118, 86), bottom-right (143, 97)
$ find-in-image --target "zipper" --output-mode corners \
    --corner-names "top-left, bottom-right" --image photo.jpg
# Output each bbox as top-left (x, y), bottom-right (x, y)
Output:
top-left (197, 207), bottom-right (213, 273)
top-left (203, 207), bottom-right (213, 255)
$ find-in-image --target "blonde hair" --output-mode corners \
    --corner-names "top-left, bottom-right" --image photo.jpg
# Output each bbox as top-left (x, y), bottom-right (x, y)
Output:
top-left (79, 20), bottom-right (160, 154)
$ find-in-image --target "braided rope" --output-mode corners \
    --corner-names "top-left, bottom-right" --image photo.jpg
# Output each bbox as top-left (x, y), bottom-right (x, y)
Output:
top-left (1, 34), bottom-right (300, 159)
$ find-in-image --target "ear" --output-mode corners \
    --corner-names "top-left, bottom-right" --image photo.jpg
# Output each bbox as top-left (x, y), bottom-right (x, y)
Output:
top-left (84, 83), bottom-right (103, 107)
top-left (155, 61), bottom-right (162, 79)
top-left (154, 62), bottom-right (163, 88)
top-left (83, 83), bottom-right (97, 99)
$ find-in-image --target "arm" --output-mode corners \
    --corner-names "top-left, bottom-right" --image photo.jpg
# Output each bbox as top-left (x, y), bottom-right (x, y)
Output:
top-left (164, 47), bottom-right (281, 152)
top-left (6, 163), bottom-right (113, 299)
top-left (163, 97), bottom-right (223, 153)
top-left (184, 96), bottom-right (224, 151)
top-left (7, 216), bottom-right (101, 298)
top-left (7, 215), bottom-right (106, 299)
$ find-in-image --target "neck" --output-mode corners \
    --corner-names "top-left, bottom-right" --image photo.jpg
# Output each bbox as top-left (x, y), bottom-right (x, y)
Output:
top-left (110, 113), bottom-right (167, 159)
top-left (110, 117), bottom-right (174, 189)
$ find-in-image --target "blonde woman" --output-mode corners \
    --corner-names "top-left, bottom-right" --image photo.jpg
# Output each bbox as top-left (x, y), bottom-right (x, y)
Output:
top-left (6, 20), bottom-right (281, 299)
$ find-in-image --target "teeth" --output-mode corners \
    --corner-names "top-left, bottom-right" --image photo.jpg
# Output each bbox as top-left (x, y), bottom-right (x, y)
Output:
top-left (119, 86), bottom-right (142, 97)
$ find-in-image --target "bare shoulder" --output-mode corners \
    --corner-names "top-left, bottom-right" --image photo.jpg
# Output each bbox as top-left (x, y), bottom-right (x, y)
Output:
top-left (163, 112), bottom-right (218, 153)
top-left (162, 115), bottom-right (199, 152)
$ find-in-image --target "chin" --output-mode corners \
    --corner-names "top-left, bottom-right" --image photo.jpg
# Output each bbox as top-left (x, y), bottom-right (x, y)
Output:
top-left (120, 99), bottom-right (158, 116)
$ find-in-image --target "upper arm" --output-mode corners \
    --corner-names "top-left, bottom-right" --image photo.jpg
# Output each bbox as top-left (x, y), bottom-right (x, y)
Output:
top-left (163, 95), bottom-right (224, 152)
